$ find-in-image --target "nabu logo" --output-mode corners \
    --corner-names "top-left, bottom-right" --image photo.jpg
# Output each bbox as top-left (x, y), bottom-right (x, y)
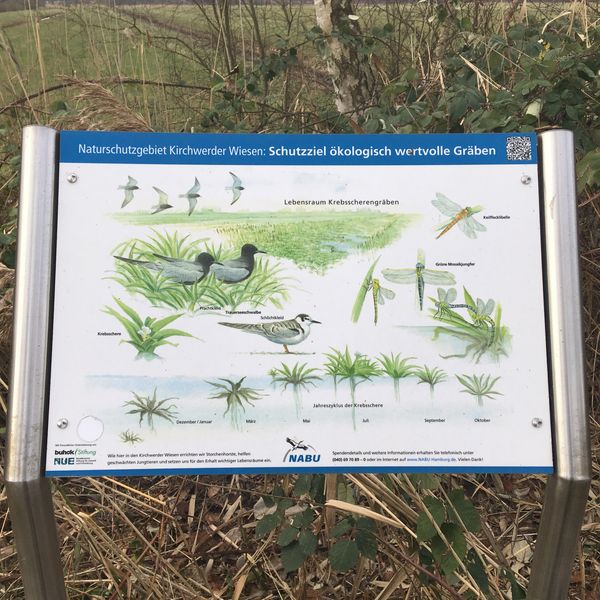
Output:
top-left (284, 437), bottom-right (320, 463)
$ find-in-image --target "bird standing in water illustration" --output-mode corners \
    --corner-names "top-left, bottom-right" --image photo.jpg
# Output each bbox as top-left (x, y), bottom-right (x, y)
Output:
top-left (210, 243), bottom-right (265, 283)
top-left (218, 314), bottom-right (320, 353)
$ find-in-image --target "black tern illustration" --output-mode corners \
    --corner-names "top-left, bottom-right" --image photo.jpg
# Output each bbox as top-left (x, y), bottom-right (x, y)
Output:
top-left (210, 243), bottom-right (265, 284)
top-left (114, 252), bottom-right (216, 285)
top-left (218, 313), bottom-right (320, 353)
top-left (179, 177), bottom-right (201, 216)
top-left (226, 172), bottom-right (244, 205)
top-left (151, 187), bottom-right (173, 214)
top-left (118, 176), bottom-right (139, 208)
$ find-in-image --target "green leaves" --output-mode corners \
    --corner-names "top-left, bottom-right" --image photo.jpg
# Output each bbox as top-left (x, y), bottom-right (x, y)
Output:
top-left (329, 539), bottom-right (359, 571)
top-left (329, 516), bottom-right (378, 571)
top-left (416, 497), bottom-right (446, 541)
top-left (416, 490), bottom-right (481, 579)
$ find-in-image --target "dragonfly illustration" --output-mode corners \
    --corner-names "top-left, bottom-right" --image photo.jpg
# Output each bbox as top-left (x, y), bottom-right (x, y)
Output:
top-left (433, 288), bottom-right (473, 319)
top-left (382, 249), bottom-right (456, 311)
top-left (468, 298), bottom-right (495, 331)
top-left (368, 278), bottom-right (395, 325)
top-left (432, 193), bottom-right (487, 239)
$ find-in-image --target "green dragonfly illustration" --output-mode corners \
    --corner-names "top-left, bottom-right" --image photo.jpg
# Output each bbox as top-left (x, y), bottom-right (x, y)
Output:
top-left (469, 297), bottom-right (495, 331)
top-left (369, 278), bottom-right (396, 325)
top-left (382, 249), bottom-right (456, 311)
top-left (432, 193), bottom-right (487, 239)
top-left (434, 287), bottom-right (474, 319)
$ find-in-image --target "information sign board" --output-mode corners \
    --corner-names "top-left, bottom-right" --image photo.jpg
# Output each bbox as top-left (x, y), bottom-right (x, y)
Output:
top-left (45, 132), bottom-right (553, 476)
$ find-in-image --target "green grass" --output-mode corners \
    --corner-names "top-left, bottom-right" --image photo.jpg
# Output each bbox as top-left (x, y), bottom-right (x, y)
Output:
top-left (111, 229), bottom-right (291, 312)
top-left (207, 377), bottom-right (263, 431)
top-left (270, 362), bottom-right (322, 390)
top-left (377, 353), bottom-right (417, 401)
top-left (456, 374), bottom-right (503, 407)
top-left (123, 388), bottom-right (178, 430)
top-left (323, 347), bottom-right (381, 429)
top-left (270, 362), bottom-right (322, 418)
top-left (414, 365), bottom-right (447, 395)
top-left (119, 429), bottom-right (143, 444)
top-left (113, 211), bottom-right (413, 272)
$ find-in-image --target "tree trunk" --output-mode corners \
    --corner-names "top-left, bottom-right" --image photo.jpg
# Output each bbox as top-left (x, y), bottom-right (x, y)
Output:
top-left (313, 0), bottom-right (376, 120)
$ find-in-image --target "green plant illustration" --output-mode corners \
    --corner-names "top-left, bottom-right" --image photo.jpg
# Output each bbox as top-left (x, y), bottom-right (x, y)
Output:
top-left (207, 377), bottom-right (263, 431)
top-left (124, 389), bottom-right (178, 430)
top-left (269, 362), bottom-right (322, 418)
top-left (111, 229), bottom-right (290, 312)
top-left (430, 287), bottom-right (510, 363)
top-left (351, 258), bottom-right (380, 323)
top-left (377, 353), bottom-right (417, 401)
top-left (323, 347), bottom-right (381, 429)
top-left (113, 211), bottom-right (414, 273)
top-left (351, 258), bottom-right (397, 325)
top-left (415, 365), bottom-right (447, 395)
top-left (456, 374), bottom-right (503, 406)
top-left (215, 211), bottom-right (412, 272)
top-left (119, 430), bottom-right (143, 444)
top-left (103, 297), bottom-right (193, 360)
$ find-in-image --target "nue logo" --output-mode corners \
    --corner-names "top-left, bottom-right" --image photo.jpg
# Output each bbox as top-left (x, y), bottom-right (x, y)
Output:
top-left (283, 437), bottom-right (320, 463)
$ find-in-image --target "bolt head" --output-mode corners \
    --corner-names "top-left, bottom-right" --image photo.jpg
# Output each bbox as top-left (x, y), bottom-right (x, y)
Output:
top-left (66, 173), bottom-right (78, 183)
top-left (521, 174), bottom-right (532, 185)
top-left (531, 417), bottom-right (543, 428)
top-left (57, 418), bottom-right (69, 429)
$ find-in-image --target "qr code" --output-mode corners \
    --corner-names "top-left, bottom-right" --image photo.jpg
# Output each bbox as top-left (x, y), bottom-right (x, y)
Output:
top-left (506, 136), bottom-right (532, 161)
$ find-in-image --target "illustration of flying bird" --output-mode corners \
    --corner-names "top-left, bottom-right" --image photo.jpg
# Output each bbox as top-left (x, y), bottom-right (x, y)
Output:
top-left (179, 177), bottom-right (201, 216)
top-left (151, 186), bottom-right (173, 214)
top-left (210, 243), bottom-right (265, 284)
top-left (218, 314), bottom-right (320, 353)
top-left (114, 252), bottom-right (216, 285)
top-left (226, 172), bottom-right (244, 205)
top-left (286, 438), bottom-right (315, 451)
top-left (118, 176), bottom-right (139, 208)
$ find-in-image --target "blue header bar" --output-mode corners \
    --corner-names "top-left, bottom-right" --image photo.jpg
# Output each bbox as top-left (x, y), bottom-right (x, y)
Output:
top-left (60, 131), bottom-right (537, 166)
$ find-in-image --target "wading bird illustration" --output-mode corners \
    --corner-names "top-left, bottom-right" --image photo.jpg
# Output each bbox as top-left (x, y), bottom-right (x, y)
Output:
top-left (226, 172), bottom-right (244, 205)
top-left (210, 243), bottom-right (265, 284)
top-left (114, 252), bottom-right (216, 285)
top-left (179, 177), bottom-right (201, 216)
top-left (383, 249), bottom-right (455, 311)
top-left (151, 187), bottom-right (173, 214)
top-left (286, 437), bottom-right (315, 452)
top-left (432, 192), bottom-right (486, 239)
top-left (369, 278), bottom-right (395, 325)
top-left (218, 314), bottom-right (320, 353)
top-left (118, 176), bottom-right (139, 208)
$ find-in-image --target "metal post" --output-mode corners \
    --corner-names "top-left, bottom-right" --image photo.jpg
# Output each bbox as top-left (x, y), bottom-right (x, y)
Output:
top-left (528, 130), bottom-right (592, 599)
top-left (5, 126), bottom-right (67, 599)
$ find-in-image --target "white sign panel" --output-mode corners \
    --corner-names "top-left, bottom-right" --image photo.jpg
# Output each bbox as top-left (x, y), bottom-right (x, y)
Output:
top-left (45, 132), bottom-right (553, 476)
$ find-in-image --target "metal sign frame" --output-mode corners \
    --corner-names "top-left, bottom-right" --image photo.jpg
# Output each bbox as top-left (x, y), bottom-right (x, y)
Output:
top-left (5, 126), bottom-right (590, 599)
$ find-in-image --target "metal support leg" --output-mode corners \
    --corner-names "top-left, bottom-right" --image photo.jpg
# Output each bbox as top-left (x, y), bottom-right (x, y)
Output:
top-left (528, 130), bottom-right (592, 599)
top-left (5, 126), bottom-right (67, 599)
